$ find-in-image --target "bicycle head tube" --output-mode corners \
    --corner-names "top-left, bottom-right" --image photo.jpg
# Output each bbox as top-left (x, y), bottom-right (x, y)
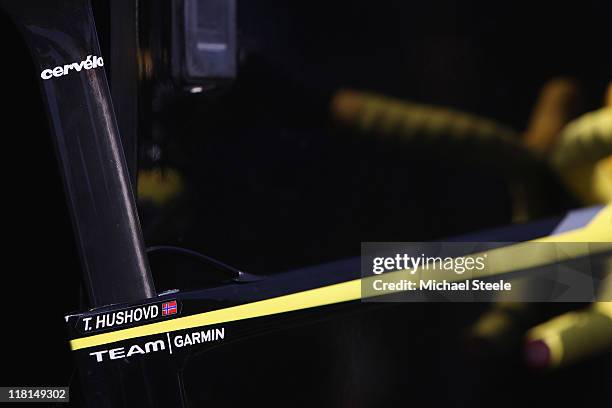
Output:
top-left (0, 0), bottom-right (156, 307)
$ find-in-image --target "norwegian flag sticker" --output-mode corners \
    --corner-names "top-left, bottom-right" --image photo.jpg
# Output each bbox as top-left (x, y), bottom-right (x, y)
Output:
top-left (162, 300), bottom-right (178, 316)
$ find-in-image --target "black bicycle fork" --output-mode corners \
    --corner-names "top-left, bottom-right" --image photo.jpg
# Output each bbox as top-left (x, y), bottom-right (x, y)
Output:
top-left (0, 0), bottom-right (155, 308)
top-left (0, 1), bottom-right (186, 406)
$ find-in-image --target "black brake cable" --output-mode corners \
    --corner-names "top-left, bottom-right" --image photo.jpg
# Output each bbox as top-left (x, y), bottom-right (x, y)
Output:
top-left (146, 245), bottom-right (262, 282)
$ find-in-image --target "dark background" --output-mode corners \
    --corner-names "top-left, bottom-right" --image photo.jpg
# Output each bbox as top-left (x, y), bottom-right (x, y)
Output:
top-left (0, 0), bottom-right (610, 406)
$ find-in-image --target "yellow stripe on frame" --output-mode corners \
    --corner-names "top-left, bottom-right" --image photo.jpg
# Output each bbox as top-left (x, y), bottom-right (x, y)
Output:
top-left (70, 278), bottom-right (362, 350)
top-left (70, 205), bottom-right (612, 351)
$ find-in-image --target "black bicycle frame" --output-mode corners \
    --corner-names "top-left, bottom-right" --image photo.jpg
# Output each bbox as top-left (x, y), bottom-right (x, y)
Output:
top-left (3, 1), bottom-right (611, 407)
top-left (0, 0), bottom-right (155, 308)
